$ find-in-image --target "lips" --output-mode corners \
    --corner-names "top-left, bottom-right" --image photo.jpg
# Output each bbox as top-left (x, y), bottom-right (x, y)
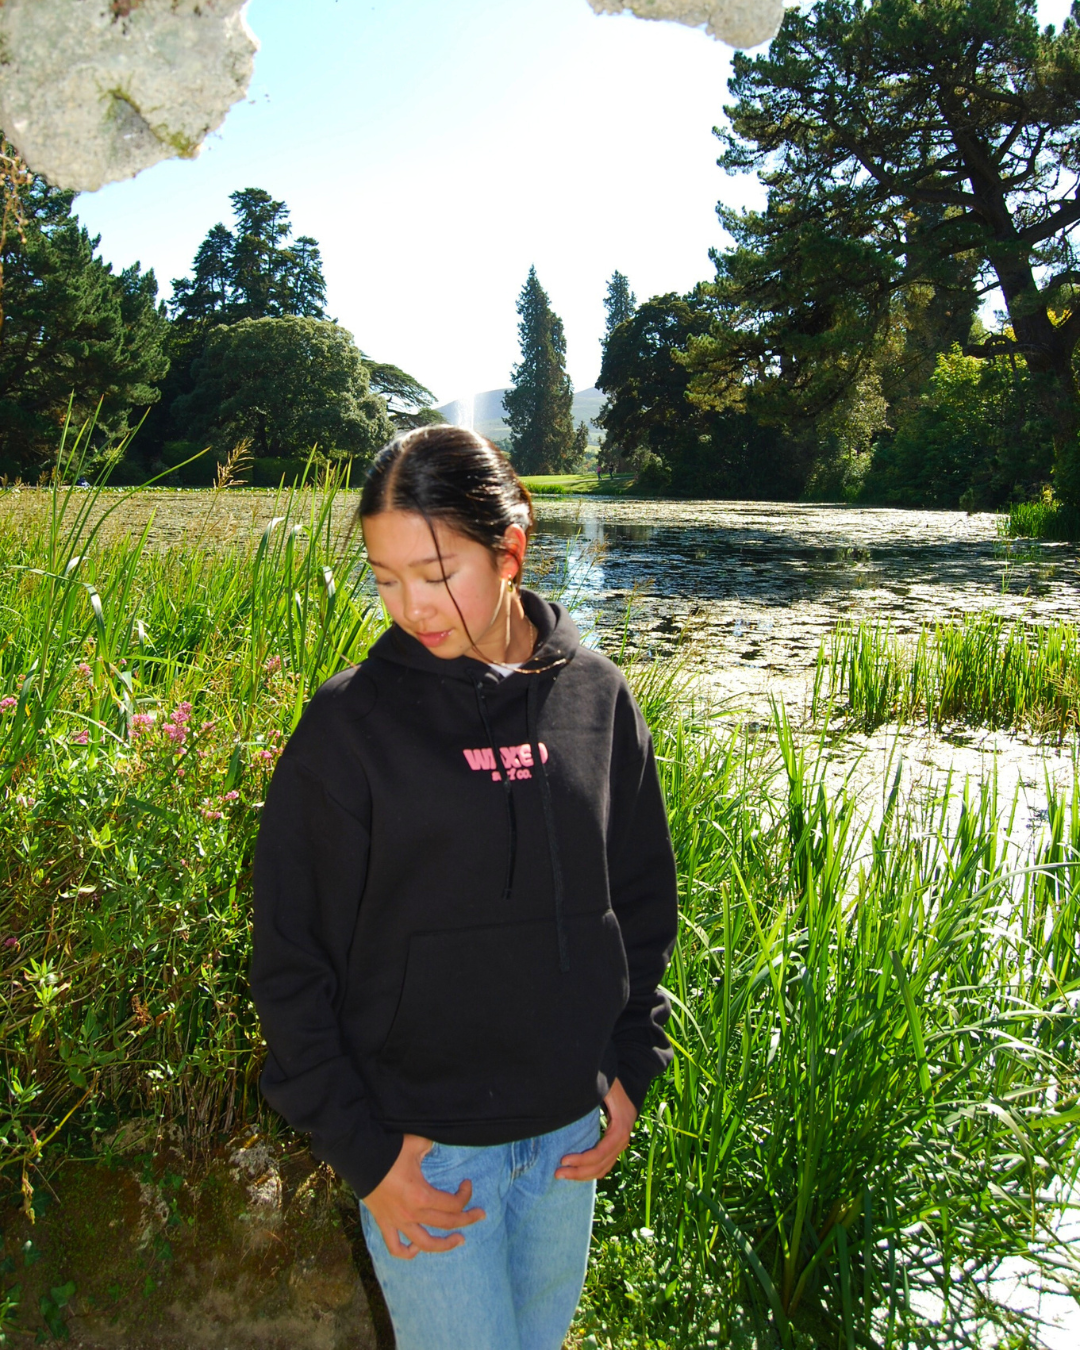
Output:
top-left (414, 629), bottom-right (452, 648)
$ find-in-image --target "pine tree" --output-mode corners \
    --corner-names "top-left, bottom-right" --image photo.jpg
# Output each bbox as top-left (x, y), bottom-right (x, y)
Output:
top-left (503, 266), bottom-right (578, 475)
top-left (279, 236), bottom-right (327, 318)
top-left (0, 172), bottom-right (169, 475)
top-left (692, 0), bottom-right (1080, 503)
top-left (603, 270), bottom-right (636, 338)
top-left (168, 188), bottom-right (327, 328)
top-left (168, 223), bottom-right (234, 327)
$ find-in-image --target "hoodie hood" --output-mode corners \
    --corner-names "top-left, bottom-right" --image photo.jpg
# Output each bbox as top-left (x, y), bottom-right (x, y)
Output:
top-left (365, 588), bottom-right (580, 683)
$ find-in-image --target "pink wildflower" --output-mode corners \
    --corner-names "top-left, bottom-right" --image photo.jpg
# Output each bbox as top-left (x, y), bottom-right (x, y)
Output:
top-left (200, 807), bottom-right (223, 821)
top-left (130, 712), bottom-right (156, 737)
top-left (71, 729), bottom-right (89, 745)
top-left (76, 662), bottom-right (92, 677)
top-left (223, 790), bottom-right (239, 802)
top-left (3, 936), bottom-right (19, 950)
top-left (0, 696), bottom-right (16, 712)
top-left (254, 749), bottom-right (274, 766)
top-left (264, 655), bottom-right (283, 675)
top-left (172, 702), bottom-right (193, 724)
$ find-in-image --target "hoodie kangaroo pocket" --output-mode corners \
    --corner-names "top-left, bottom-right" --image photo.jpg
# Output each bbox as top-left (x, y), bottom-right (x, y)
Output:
top-left (373, 912), bottom-right (628, 1124)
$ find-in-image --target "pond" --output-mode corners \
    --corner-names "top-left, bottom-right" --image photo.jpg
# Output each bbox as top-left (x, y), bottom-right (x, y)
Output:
top-left (6, 487), bottom-right (1079, 717)
top-left (531, 498), bottom-right (1080, 711)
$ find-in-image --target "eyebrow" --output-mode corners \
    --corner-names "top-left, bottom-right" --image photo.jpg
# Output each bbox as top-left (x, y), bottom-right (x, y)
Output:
top-left (366, 553), bottom-right (458, 569)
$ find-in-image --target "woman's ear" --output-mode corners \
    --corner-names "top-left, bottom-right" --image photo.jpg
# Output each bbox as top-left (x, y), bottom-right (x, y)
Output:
top-left (502, 524), bottom-right (527, 584)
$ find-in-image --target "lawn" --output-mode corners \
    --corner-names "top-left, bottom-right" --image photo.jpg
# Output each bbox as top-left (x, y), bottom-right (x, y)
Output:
top-left (519, 473), bottom-right (635, 496)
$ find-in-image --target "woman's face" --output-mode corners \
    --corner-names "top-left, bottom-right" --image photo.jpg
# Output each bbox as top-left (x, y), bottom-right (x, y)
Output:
top-left (362, 511), bottom-right (523, 661)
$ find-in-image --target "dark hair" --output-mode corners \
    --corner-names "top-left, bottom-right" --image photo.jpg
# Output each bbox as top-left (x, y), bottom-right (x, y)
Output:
top-left (359, 425), bottom-right (535, 586)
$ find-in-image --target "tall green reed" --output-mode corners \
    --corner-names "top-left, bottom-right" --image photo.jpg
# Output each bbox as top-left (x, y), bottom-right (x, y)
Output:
top-left (0, 453), bottom-right (382, 1202)
top-left (634, 703), bottom-right (1080, 1348)
top-left (813, 614), bottom-right (1080, 740)
top-left (1001, 498), bottom-right (1080, 542)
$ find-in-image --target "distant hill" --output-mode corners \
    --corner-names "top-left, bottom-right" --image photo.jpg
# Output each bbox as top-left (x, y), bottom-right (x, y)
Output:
top-left (437, 387), bottom-right (604, 445)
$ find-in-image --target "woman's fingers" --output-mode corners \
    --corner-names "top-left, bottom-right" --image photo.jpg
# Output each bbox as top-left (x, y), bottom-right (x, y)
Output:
top-left (415, 1177), bottom-right (486, 1226)
top-left (381, 1220), bottom-right (467, 1259)
top-left (554, 1128), bottom-right (629, 1181)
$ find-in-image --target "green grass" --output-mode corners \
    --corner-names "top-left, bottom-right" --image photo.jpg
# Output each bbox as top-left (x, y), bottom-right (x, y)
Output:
top-left (620, 706), bottom-right (1080, 1347)
top-left (2, 445), bottom-right (1079, 1348)
top-left (813, 614), bottom-right (1080, 739)
top-left (1000, 497), bottom-right (1080, 541)
top-left (519, 473), bottom-right (635, 496)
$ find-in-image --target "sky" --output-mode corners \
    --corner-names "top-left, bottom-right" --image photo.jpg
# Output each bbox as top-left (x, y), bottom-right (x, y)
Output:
top-left (73, 0), bottom-right (1077, 407)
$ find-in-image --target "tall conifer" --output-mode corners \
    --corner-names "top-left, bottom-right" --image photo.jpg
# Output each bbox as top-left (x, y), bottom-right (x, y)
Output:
top-left (503, 266), bottom-right (579, 475)
top-left (603, 270), bottom-right (637, 338)
top-left (0, 172), bottom-right (168, 474)
top-left (168, 188), bottom-right (327, 328)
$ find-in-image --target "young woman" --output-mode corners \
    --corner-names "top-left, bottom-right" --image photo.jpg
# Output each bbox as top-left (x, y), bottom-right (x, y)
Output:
top-left (251, 426), bottom-right (678, 1350)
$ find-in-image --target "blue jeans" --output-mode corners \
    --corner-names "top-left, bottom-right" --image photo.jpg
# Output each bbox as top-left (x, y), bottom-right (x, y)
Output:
top-left (359, 1108), bottom-right (600, 1350)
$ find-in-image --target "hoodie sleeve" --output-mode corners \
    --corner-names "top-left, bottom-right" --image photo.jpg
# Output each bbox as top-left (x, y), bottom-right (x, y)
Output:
top-left (605, 684), bottom-right (679, 1112)
top-left (251, 746), bottom-right (403, 1199)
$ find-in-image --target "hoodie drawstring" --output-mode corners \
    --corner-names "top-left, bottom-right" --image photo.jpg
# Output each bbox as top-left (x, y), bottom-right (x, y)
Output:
top-left (527, 677), bottom-right (570, 973)
top-left (475, 679), bottom-right (517, 904)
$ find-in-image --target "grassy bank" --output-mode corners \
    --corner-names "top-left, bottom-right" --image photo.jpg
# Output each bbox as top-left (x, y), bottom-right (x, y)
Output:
top-left (519, 473), bottom-right (635, 496)
top-left (1000, 497), bottom-right (1080, 541)
top-left (1, 478), bottom-right (1079, 1347)
top-left (813, 614), bottom-right (1080, 739)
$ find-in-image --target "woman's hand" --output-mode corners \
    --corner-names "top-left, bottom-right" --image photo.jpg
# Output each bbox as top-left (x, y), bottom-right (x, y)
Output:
top-left (363, 1133), bottom-right (486, 1260)
top-left (554, 1078), bottom-right (638, 1182)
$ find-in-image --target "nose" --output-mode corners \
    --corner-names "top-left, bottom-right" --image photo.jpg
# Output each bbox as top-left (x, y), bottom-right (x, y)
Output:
top-left (402, 582), bottom-right (435, 623)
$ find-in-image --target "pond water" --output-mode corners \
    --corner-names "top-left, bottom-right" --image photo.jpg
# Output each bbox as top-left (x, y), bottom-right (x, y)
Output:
top-left (532, 500), bottom-right (1080, 1349)
top-left (5, 489), bottom-right (1079, 715)
top-left (530, 498), bottom-right (1080, 712)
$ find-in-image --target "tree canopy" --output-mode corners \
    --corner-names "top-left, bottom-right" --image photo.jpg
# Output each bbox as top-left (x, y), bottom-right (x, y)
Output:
top-left (503, 266), bottom-right (584, 474)
top-left (683, 0), bottom-right (1080, 498)
top-left (363, 361), bottom-right (442, 430)
top-left (0, 166), bottom-right (168, 477)
top-left (603, 270), bottom-right (637, 338)
top-left (169, 188), bottom-right (328, 329)
top-left (169, 317), bottom-right (392, 470)
top-left (597, 291), bottom-right (805, 495)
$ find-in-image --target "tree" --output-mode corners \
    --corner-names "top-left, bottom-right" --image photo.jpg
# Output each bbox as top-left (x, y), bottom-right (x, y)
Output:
top-left (603, 270), bottom-right (637, 338)
top-left (168, 187), bottom-right (328, 329)
top-left (363, 360), bottom-right (442, 430)
top-left (0, 168), bottom-right (169, 476)
top-left (169, 317), bottom-right (392, 470)
top-left (864, 343), bottom-right (1054, 507)
top-left (503, 266), bottom-right (580, 475)
top-left (685, 0), bottom-right (1080, 499)
top-left (598, 291), bottom-right (805, 496)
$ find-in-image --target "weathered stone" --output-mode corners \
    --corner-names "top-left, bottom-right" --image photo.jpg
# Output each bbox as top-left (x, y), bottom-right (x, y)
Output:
top-left (0, 1133), bottom-right (378, 1349)
top-left (0, 0), bottom-right (781, 196)
top-left (0, 0), bottom-right (258, 191)
top-left (588, 0), bottom-right (785, 49)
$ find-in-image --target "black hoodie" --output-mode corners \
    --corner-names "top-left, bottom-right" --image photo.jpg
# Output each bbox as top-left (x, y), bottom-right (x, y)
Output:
top-left (251, 589), bottom-right (678, 1199)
